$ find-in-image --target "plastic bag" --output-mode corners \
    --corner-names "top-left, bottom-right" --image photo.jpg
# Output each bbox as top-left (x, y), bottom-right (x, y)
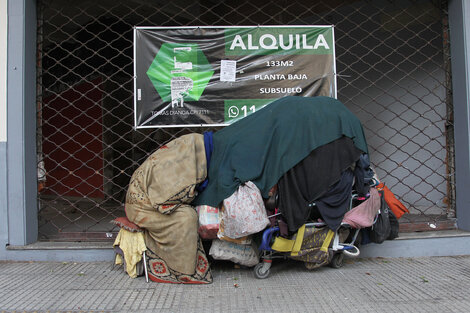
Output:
top-left (221, 181), bottom-right (270, 238)
top-left (377, 183), bottom-right (409, 219)
top-left (196, 205), bottom-right (219, 239)
top-left (388, 209), bottom-right (399, 240)
top-left (217, 209), bottom-right (252, 244)
top-left (369, 190), bottom-right (392, 243)
top-left (209, 239), bottom-right (259, 267)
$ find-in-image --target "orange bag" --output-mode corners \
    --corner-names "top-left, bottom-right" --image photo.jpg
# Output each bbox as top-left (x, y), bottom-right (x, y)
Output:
top-left (377, 183), bottom-right (409, 219)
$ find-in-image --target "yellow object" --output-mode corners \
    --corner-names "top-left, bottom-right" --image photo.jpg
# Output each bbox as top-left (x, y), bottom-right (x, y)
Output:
top-left (290, 224), bottom-right (306, 256)
top-left (270, 236), bottom-right (295, 252)
top-left (113, 228), bottom-right (147, 278)
top-left (271, 224), bottom-right (306, 255)
top-left (270, 225), bottom-right (335, 257)
top-left (321, 230), bottom-right (335, 253)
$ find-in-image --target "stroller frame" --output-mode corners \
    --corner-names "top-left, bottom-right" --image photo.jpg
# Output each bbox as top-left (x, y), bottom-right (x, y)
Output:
top-left (254, 194), bottom-right (364, 279)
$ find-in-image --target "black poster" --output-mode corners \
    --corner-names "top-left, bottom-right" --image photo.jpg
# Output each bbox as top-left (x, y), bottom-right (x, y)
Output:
top-left (134, 26), bottom-right (336, 128)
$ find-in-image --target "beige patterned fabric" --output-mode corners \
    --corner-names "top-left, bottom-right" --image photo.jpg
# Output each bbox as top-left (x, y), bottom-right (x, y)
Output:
top-left (126, 133), bottom-right (207, 215)
top-left (125, 134), bottom-right (209, 278)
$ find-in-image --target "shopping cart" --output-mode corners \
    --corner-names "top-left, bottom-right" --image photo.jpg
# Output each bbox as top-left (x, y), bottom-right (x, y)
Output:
top-left (253, 195), bottom-right (364, 279)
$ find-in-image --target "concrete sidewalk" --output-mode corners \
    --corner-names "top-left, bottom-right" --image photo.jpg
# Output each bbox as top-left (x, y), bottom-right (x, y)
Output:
top-left (1, 255), bottom-right (470, 313)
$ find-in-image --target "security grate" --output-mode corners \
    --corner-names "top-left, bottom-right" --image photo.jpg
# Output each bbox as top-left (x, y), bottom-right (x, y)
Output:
top-left (36, 0), bottom-right (454, 241)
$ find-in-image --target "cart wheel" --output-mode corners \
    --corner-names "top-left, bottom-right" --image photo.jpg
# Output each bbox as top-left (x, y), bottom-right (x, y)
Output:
top-left (329, 253), bottom-right (344, 269)
top-left (254, 262), bottom-right (271, 279)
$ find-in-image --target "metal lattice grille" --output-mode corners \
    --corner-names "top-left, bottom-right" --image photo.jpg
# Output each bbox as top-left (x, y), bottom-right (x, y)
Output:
top-left (36, 0), bottom-right (454, 241)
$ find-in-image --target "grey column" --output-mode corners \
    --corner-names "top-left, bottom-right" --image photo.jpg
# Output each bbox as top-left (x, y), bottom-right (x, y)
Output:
top-left (6, 0), bottom-right (37, 245)
top-left (449, 0), bottom-right (470, 230)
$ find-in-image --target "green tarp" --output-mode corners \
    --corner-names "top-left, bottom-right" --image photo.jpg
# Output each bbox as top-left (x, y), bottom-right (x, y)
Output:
top-left (193, 96), bottom-right (368, 207)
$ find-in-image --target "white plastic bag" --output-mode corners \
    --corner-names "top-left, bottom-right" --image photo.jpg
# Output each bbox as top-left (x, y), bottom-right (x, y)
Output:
top-left (209, 239), bottom-right (259, 267)
top-left (221, 181), bottom-right (269, 238)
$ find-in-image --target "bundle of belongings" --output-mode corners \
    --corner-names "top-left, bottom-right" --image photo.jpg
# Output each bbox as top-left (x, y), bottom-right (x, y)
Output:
top-left (123, 133), bottom-right (212, 284)
top-left (116, 96), bottom-right (409, 283)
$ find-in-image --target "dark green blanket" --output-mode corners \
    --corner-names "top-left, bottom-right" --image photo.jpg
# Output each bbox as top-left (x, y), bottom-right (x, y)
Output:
top-left (193, 96), bottom-right (368, 207)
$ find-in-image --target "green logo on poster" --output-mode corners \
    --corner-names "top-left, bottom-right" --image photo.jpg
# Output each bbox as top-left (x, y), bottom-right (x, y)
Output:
top-left (146, 43), bottom-right (214, 107)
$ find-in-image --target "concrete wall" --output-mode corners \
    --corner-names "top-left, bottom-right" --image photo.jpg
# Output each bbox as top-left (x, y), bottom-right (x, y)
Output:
top-left (0, 0), bottom-right (6, 142)
top-left (0, 0), bottom-right (8, 257)
top-left (0, 0), bottom-right (37, 261)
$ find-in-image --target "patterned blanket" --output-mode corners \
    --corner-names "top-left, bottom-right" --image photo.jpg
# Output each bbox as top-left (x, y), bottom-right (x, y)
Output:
top-left (125, 133), bottom-right (212, 284)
